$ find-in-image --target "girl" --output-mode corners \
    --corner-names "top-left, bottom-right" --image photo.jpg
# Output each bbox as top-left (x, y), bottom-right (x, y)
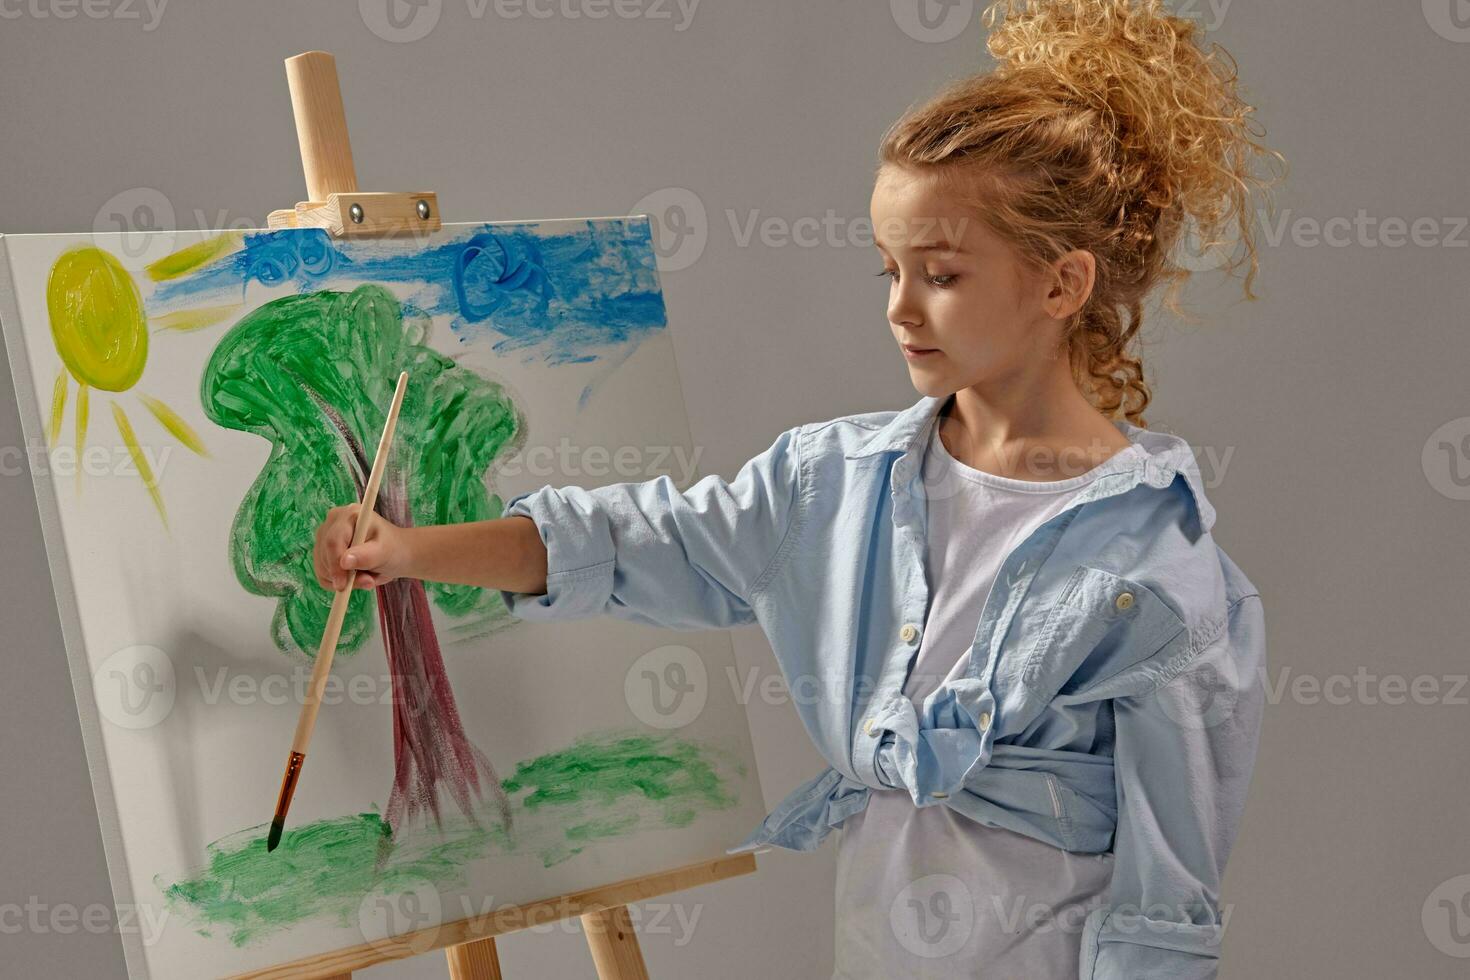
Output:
top-left (313, 1), bottom-right (1284, 975)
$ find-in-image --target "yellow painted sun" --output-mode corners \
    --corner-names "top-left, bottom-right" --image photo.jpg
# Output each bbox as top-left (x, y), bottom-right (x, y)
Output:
top-left (45, 245), bottom-right (211, 526)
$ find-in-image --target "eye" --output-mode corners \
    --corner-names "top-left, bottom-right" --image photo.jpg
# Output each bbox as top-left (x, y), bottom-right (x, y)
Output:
top-left (875, 269), bottom-right (957, 288)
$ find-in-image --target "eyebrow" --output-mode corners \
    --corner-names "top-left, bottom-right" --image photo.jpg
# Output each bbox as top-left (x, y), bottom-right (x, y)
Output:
top-left (874, 241), bottom-right (967, 254)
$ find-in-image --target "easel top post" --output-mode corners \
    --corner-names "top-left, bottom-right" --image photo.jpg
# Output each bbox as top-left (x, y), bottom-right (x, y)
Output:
top-left (270, 50), bottom-right (440, 238)
top-left (285, 51), bottom-right (359, 203)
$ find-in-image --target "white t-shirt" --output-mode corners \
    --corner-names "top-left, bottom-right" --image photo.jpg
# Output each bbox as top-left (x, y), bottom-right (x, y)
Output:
top-left (832, 424), bottom-right (1146, 979)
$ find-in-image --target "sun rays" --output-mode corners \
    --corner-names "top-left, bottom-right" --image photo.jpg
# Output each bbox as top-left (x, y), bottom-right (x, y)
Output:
top-left (44, 244), bottom-right (213, 526)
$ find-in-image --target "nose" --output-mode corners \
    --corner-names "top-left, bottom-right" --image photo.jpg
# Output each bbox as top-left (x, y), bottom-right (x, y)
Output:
top-left (887, 279), bottom-right (922, 330)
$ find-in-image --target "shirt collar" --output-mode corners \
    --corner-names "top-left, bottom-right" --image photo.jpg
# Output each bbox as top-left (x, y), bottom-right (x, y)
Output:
top-left (843, 393), bottom-right (1217, 533)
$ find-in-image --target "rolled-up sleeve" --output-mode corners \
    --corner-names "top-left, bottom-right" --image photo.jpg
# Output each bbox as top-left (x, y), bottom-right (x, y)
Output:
top-left (1079, 593), bottom-right (1267, 979)
top-left (496, 424), bottom-right (803, 630)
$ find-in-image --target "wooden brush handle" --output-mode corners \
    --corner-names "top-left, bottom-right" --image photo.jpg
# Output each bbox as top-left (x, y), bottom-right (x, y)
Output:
top-left (290, 371), bottom-right (409, 756)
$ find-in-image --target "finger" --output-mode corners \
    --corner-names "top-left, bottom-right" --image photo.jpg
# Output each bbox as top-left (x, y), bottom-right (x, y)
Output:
top-left (331, 509), bottom-right (357, 551)
top-left (313, 518), bottom-right (334, 589)
top-left (332, 549), bottom-right (351, 590)
top-left (325, 512), bottom-right (361, 589)
top-left (316, 545), bottom-right (335, 591)
top-left (322, 504), bottom-right (367, 589)
top-left (343, 539), bottom-right (386, 573)
top-left (327, 569), bottom-right (371, 592)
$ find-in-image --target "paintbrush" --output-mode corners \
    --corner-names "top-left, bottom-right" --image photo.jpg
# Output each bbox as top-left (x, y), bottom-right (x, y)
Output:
top-left (267, 370), bottom-right (409, 853)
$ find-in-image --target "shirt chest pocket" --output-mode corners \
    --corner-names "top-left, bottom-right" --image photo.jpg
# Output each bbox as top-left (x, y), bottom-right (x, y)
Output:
top-left (1020, 564), bottom-right (1186, 695)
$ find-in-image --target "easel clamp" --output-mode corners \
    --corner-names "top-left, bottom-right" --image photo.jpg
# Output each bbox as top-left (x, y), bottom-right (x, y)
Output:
top-left (266, 50), bottom-right (442, 239)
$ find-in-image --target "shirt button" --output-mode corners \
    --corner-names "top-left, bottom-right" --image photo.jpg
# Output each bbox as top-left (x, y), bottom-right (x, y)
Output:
top-left (900, 623), bottom-right (920, 643)
top-left (1115, 592), bottom-right (1135, 611)
top-left (932, 791), bottom-right (948, 799)
top-left (978, 711), bottom-right (991, 730)
top-left (864, 717), bottom-right (878, 735)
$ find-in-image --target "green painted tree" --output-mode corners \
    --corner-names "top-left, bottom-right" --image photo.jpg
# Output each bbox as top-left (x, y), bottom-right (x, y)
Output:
top-left (201, 284), bottom-right (522, 836)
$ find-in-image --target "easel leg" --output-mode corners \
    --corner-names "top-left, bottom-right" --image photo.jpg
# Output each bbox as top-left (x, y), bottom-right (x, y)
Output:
top-left (445, 937), bottom-right (505, 979)
top-left (581, 905), bottom-right (650, 980)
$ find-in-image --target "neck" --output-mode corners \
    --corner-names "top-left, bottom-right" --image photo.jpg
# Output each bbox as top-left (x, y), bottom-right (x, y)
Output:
top-left (936, 373), bottom-right (1133, 481)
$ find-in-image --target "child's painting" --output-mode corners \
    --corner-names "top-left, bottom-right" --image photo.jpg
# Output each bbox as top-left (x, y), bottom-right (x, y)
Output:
top-left (0, 218), bottom-right (765, 979)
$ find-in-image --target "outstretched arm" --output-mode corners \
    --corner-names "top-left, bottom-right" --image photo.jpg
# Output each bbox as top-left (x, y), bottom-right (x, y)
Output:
top-left (495, 424), bottom-right (803, 630)
top-left (312, 505), bottom-right (548, 594)
top-left (312, 425), bottom-right (804, 632)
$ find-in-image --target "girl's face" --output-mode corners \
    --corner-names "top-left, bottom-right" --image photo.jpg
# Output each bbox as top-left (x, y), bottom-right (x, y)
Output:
top-left (870, 167), bottom-right (1071, 398)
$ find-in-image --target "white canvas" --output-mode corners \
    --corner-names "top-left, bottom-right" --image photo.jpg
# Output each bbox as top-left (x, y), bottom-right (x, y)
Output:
top-left (0, 218), bottom-right (766, 979)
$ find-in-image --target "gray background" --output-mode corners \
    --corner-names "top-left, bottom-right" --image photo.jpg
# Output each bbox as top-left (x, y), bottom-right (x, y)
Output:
top-left (2, 1), bottom-right (1467, 977)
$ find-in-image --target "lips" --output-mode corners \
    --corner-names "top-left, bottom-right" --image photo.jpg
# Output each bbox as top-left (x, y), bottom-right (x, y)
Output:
top-left (901, 344), bottom-right (939, 358)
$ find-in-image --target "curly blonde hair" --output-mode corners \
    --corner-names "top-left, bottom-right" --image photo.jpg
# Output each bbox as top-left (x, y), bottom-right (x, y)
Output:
top-left (877, 0), bottom-right (1287, 425)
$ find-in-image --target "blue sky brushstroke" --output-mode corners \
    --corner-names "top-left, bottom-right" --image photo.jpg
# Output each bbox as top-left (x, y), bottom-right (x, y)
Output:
top-left (149, 220), bottom-right (668, 374)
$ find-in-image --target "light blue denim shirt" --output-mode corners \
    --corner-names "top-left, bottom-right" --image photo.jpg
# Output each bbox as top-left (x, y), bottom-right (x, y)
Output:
top-left (498, 393), bottom-right (1266, 979)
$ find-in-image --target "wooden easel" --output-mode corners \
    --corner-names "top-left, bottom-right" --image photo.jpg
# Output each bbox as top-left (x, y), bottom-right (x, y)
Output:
top-left (246, 50), bottom-right (759, 980)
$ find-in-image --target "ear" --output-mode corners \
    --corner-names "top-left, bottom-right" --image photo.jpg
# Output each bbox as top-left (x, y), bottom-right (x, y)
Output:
top-left (1044, 249), bottom-right (1097, 321)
